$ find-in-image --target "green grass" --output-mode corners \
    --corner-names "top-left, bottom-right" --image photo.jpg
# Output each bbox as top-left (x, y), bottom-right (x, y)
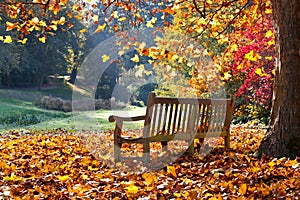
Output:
top-left (0, 88), bottom-right (146, 133)
top-left (0, 98), bottom-right (70, 131)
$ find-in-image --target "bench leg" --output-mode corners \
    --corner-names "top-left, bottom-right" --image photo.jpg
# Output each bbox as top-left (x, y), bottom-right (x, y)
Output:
top-left (161, 141), bottom-right (168, 152)
top-left (114, 122), bottom-right (122, 162)
top-left (143, 140), bottom-right (150, 162)
top-left (224, 135), bottom-right (230, 149)
top-left (187, 139), bottom-right (195, 155)
top-left (114, 142), bottom-right (122, 162)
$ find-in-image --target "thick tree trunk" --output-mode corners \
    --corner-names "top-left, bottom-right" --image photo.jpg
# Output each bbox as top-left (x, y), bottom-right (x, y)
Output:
top-left (257, 0), bottom-right (300, 158)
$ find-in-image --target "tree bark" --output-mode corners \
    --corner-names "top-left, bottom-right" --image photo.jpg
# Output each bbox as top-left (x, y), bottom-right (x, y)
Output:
top-left (257, 0), bottom-right (300, 158)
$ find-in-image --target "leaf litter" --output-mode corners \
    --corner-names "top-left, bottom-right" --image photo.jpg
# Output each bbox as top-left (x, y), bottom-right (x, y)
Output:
top-left (0, 126), bottom-right (299, 199)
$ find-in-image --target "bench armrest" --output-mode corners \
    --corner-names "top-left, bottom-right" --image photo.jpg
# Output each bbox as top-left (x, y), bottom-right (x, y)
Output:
top-left (108, 115), bottom-right (146, 122)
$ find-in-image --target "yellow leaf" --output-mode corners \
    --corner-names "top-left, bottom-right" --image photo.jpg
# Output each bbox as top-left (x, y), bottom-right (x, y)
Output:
top-left (80, 28), bottom-right (87, 33)
top-left (112, 11), bottom-right (118, 18)
top-left (268, 161), bottom-right (276, 167)
top-left (32, 17), bottom-right (39, 24)
top-left (167, 165), bottom-right (177, 177)
top-left (174, 192), bottom-right (181, 197)
top-left (265, 30), bottom-right (273, 38)
top-left (3, 36), bottom-right (13, 43)
top-left (38, 36), bottom-right (46, 43)
top-left (146, 17), bottom-right (157, 28)
top-left (95, 23), bottom-right (106, 33)
top-left (238, 183), bottom-right (247, 195)
top-left (3, 172), bottom-right (22, 182)
top-left (18, 38), bottom-right (28, 44)
top-left (124, 185), bottom-right (140, 195)
top-left (118, 17), bottom-right (126, 21)
top-left (0, 36), bottom-right (3, 41)
top-left (131, 54), bottom-right (139, 63)
top-left (268, 40), bottom-right (275, 46)
top-left (237, 63), bottom-right (243, 70)
top-left (142, 173), bottom-right (157, 186)
top-left (59, 17), bottom-right (66, 25)
top-left (50, 25), bottom-right (58, 31)
top-left (231, 44), bottom-right (238, 51)
top-left (39, 20), bottom-right (47, 27)
top-left (265, 56), bottom-right (273, 60)
top-left (255, 68), bottom-right (267, 76)
top-left (81, 173), bottom-right (89, 180)
top-left (57, 175), bottom-right (70, 182)
top-left (265, 8), bottom-right (272, 14)
top-left (6, 22), bottom-right (16, 31)
top-left (92, 15), bottom-right (98, 23)
top-left (102, 54), bottom-right (110, 63)
top-left (245, 50), bottom-right (261, 61)
top-left (223, 72), bottom-right (232, 80)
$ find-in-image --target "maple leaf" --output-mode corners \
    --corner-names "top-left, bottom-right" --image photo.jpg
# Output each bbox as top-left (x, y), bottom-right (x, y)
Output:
top-left (56, 175), bottom-right (70, 182)
top-left (18, 38), bottom-right (28, 44)
top-left (3, 36), bottom-right (13, 43)
top-left (239, 183), bottom-right (248, 195)
top-left (102, 54), bottom-right (110, 63)
top-left (131, 54), bottom-right (140, 63)
top-left (95, 23), bottom-right (106, 33)
top-left (167, 165), bottom-right (177, 177)
top-left (38, 36), bottom-right (46, 43)
top-left (124, 185), bottom-right (140, 196)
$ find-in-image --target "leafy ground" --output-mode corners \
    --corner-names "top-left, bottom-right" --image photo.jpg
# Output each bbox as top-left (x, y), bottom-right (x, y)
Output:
top-left (0, 126), bottom-right (299, 199)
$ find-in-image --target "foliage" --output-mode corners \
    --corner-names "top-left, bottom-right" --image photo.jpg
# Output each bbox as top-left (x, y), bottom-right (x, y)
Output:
top-left (214, 9), bottom-right (275, 123)
top-left (0, 127), bottom-right (299, 199)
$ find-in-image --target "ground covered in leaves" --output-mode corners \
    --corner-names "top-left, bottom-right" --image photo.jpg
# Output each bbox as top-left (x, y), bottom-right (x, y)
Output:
top-left (0, 126), bottom-right (299, 199)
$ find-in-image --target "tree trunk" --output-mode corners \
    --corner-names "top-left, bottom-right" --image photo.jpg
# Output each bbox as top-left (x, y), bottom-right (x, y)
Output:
top-left (257, 0), bottom-right (300, 158)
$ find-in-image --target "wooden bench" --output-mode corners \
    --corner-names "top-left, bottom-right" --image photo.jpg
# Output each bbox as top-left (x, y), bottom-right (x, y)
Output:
top-left (108, 92), bottom-right (234, 162)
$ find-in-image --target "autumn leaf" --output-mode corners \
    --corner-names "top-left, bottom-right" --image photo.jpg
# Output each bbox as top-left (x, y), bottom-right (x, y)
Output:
top-left (265, 30), bottom-right (273, 38)
top-left (124, 185), bottom-right (140, 196)
top-left (57, 175), bottom-right (70, 182)
top-left (79, 28), bottom-right (87, 33)
top-left (18, 38), bottom-right (28, 44)
top-left (95, 23), bottom-right (106, 33)
top-left (255, 68), bottom-right (267, 76)
top-left (239, 183), bottom-right (248, 195)
top-left (6, 21), bottom-right (16, 31)
top-left (131, 54), bottom-right (140, 63)
top-left (38, 36), bottom-right (46, 43)
top-left (92, 15), bottom-right (99, 24)
top-left (102, 54), bottom-right (110, 63)
top-left (3, 36), bottom-right (13, 43)
top-left (223, 72), bottom-right (232, 80)
top-left (167, 165), bottom-right (177, 177)
top-left (244, 50), bottom-right (262, 61)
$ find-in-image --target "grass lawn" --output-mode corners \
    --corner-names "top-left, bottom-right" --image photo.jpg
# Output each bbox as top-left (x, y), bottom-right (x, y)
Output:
top-left (0, 88), bottom-right (146, 133)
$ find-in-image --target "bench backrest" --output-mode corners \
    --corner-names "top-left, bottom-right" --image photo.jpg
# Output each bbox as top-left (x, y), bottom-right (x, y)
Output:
top-left (143, 92), bottom-right (234, 138)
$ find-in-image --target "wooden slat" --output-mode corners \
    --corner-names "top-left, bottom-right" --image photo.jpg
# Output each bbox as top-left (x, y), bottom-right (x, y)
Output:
top-left (161, 104), bottom-right (169, 135)
top-left (181, 104), bottom-right (189, 133)
top-left (172, 104), bottom-right (179, 134)
top-left (167, 104), bottom-right (174, 135)
top-left (156, 104), bottom-right (163, 135)
top-left (150, 104), bottom-right (158, 136)
top-left (177, 103), bottom-right (183, 133)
